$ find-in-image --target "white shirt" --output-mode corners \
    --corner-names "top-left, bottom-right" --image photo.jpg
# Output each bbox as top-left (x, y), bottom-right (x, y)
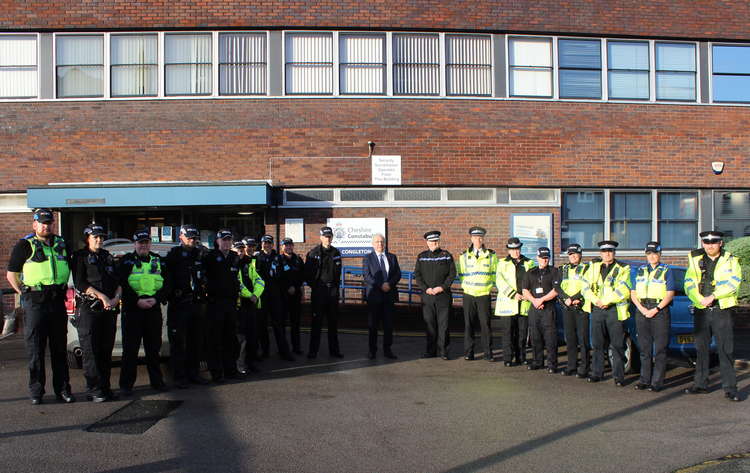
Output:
top-left (375, 251), bottom-right (390, 275)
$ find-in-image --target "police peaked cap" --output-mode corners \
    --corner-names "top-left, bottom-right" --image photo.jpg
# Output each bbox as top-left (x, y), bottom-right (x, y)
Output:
top-left (260, 234), bottom-right (274, 243)
top-left (537, 247), bottom-right (551, 258)
top-left (133, 229), bottom-right (151, 242)
top-left (424, 230), bottom-right (441, 241)
top-left (180, 224), bottom-right (199, 238)
top-left (506, 237), bottom-right (522, 249)
top-left (597, 240), bottom-right (619, 250)
top-left (469, 226), bottom-right (487, 236)
top-left (699, 231), bottom-right (724, 242)
top-left (281, 238), bottom-right (294, 245)
top-left (320, 226), bottom-right (333, 237)
top-left (566, 244), bottom-right (583, 254)
top-left (83, 224), bottom-right (106, 237)
top-left (216, 229), bottom-right (233, 240)
top-left (644, 241), bottom-right (662, 253)
top-left (33, 208), bottom-right (54, 224)
top-left (232, 240), bottom-right (246, 249)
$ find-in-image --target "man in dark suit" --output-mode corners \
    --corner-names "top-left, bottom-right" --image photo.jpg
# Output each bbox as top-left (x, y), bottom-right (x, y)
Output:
top-left (362, 233), bottom-right (402, 360)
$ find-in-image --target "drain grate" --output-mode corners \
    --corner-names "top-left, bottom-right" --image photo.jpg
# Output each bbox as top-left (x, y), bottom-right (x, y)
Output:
top-left (86, 400), bottom-right (183, 435)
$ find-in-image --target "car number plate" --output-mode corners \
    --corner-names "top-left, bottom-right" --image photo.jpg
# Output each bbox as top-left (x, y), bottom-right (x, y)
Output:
top-left (677, 334), bottom-right (694, 344)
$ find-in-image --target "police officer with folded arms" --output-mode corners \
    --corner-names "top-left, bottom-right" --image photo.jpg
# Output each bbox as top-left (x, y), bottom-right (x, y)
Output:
top-left (254, 235), bottom-right (275, 359)
top-left (556, 243), bottom-right (590, 378)
top-left (164, 224), bottom-right (210, 388)
top-left (255, 234), bottom-right (294, 361)
top-left (305, 226), bottom-right (344, 359)
top-left (237, 242), bottom-right (264, 374)
top-left (71, 223), bottom-right (121, 402)
top-left (683, 231), bottom-right (742, 402)
top-left (582, 240), bottom-right (631, 386)
top-left (522, 247), bottom-right (560, 373)
top-left (456, 226), bottom-right (498, 362)
top-left (414, 230), bottom-right (456, 360)
top-left (6, 209), bottom-right (75, 405)
top-left (118, 229), bottom-right (169, 395)
top-left (280, 238), bottom-right (305, 355)
top-left (630, 241), bottom-right (675, 392)
top-left (494, 237), bottom-right (536, 366)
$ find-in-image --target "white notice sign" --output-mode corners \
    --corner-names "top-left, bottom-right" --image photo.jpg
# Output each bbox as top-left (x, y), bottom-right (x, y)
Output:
top-left (327, 218), bottom-right (386, 257)
top-left (371, 155), bottom-right (402, 185)
top-left (285, 218), bottom-right (305, 243)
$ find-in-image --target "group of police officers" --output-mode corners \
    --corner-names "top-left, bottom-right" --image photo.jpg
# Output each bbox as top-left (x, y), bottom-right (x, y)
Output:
top-left (5, 209), bottom-right (743, 404)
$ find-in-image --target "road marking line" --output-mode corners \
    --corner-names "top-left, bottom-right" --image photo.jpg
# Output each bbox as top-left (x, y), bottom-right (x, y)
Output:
top-left (270, 359), bottom-right (368, 373)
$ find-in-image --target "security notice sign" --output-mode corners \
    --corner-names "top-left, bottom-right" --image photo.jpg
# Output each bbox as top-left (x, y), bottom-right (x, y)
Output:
top-left (371, 155), bottom-right (402, 185)
top-left (327, 218), bottom-right (386, 257)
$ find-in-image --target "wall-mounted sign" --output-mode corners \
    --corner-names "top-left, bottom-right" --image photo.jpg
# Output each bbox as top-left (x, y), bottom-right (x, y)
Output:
top-left (327, 217), bottom-right (386, 257)
top-left (371, 155), bottom-right (402, 185)
top-left (285, 218), bottom-right (305, 243)
top-left (510, 213), bottom-right (553, 264)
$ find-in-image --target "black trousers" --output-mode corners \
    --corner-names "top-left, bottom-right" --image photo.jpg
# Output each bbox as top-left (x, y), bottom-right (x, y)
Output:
top-left (77, 302), bottom-right (117, 395)
top-left (309, 284), bottom-right (340, 355)
top-left (256, 298), bottom-right (270, 357)
top-left (463, 294), bottom-right (492, 358)
top-left (237, 298), bottom-right (258, 371)
top-left (422, 293), bottom-right (451, 357)
top-left (207, 297), bottom-right (239, 378)
top-left (528, 305), bottom-right (557, 369)
top-left (260, 290), bottom-right (291, 357)
top-left (636, 306), bottom-right (670, 388)
top-left (120, 303), bottom-right (164, 390)
top-left (693, 307), bottom-right (736, 392)
top-left (285, 289), bottom-right (303, 352)
top-left (563, 305), bottom-right (590, 375)
top-left (367, 296), bottom-right (395, 354)
top-left (500, 315), bottom-right (528, 363)
top-left (167, 299), bottom-right (205, 383)
top-left (21, 291), bottom-right (70, 398)
top-left (591, 306), bottom-right (625, 381)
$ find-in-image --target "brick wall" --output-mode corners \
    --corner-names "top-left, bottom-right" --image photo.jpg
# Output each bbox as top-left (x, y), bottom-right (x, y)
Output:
top-left (1, 99), bottom-right (749, 192)
top-left (0, 212), bottom-right (33, 289)
top-left (1, 1), bottom-right (749, 41)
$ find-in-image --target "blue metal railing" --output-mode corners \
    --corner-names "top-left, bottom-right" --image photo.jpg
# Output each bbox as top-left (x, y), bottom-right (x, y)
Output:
top-left (340, 265), bottom-right (464, 305)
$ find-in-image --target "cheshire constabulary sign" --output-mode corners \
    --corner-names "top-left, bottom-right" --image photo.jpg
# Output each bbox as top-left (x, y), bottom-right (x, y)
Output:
top-left (327, 218), bottom-right (386, 257)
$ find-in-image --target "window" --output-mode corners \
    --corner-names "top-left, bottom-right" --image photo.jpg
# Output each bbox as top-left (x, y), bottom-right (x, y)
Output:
top-left (340, 189), bottom-right (387, 201)
top-left (394, 189), bottom-right (441, 201)
top-left (509, 37), bottom-right (552, 97)
top-left (714, 191), bottom-right (750, 241)
top-left (558, 39), bottom-right (601, 99)
top-left (607, 41), bottom-right (649, 100)
top-left (285, 189), bottom-right (334, 202)
top-left (712, 45), bottom-right (750, 103)
top-left (562, 191), bottom-right (604, 249)
top-left (0, 35), bottom-right (37, 99)
top-left (393, 33), bottom-right (440, 95)
top-left (110, 34), bottom-right (157, 97)
top-left (655, 42), bottom-right (695, 101)
top-left (285, 33), bottom-right (333, 94)
top-left (446, 188), bottom-right (494, 201)
top-left (339, 34), bottom-right (385, 95)
top-left (446, 34), bottom-right (492, 96)
top-left (658, 192), bottom-right (697, 249)
top-left (56, 35), bottom-right (104, 98)
top-left (164, 34), bottom-right (212, 96)
top-left (509, 188), bottom-right (557, 203)
top-left (219, 33), bottom-right (267, 95)
top-left (610, 192), bottom-right (652, 249)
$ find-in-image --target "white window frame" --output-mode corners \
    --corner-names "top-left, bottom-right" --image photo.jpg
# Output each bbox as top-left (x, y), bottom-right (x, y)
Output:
top-left (217, 31), bottom-right (270, 97)
top-left (555, 36), bottom-right (604, 101)
top-left (653, 40), bottom-right (700, 103)
top-left (53, 32), bottom-right (107, 100)
top-left (506, 35), bottom-right (554, 99)
top-left (656, 190), bottom-right (701, 250)
top-left (282, 30), bottom-right (335, 96)
top-left (708, 42), bottom-right (750, 105)
top-left (508, 188), bottom-right (560, 206)
top-left (0, 193), bottom-right (30, 213)
top-left (163, 31), bottom-right (214, 97)
top-left (0, 32), bottom-right (40, 100)
top-left (605, 38), bottom-right (651, 102)
top-left (338, 32), bottom-right (387, 96)
top-left (444, 32), bottom-right (494, 97)
top-left (109, 32), bottom-right (160, 98)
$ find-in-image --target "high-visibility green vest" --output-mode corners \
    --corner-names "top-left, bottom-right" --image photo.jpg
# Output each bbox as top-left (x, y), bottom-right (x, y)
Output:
top-left (22, 235), bottom-right (70, 287)
top-left (582, 259), bottom-right (632, 321)
top-left (239, 259), bottom-right (265, 307)
top-left (684, 249), bottom-right (742, 310)
top-left (494, 256), bottom-right (536, 316)
top-left (128, 253), bottom-right (164, 297)
top-left (559, 262), bottom-right (588, 303)
top-left (634, 264), bottom-right (669, 301)
top-left (456, 247), bottom-right (499, 297)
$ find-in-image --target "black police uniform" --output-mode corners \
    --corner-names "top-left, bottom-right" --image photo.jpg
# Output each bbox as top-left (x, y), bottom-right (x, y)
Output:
top-left (280, 250), bottom-right (305, 354)
top-left (254, 249), bottom-right (273, 358)
top-left (522, 265), bottom-right (560, 371)
top-left (556, 261), bottom-right (590, 377)
top-left (414, 245), bottom-right (456, 358)
top-left (118, 251), bottom-right (168, 392)
top-left (304, 244), bottom-right (343, 357)
top-left (164, 243), bottom-right (209, 385)
top-left (7, 233), bottom-right (72, 402)
top-left (202, 247), bottom-right (242, 381)
top-left (256, 249), bottom-right (293, 360)
top-left (71, 246), bottom-right (120, 399)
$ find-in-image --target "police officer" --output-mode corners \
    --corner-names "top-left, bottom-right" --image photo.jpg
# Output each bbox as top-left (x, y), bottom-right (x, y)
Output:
top-left (683, 231), bottom-right (742, 402)
top-left (456, 226), bottom-right (498, 361)
top-left (582, 240), bottom-right (631, 386)
top-left (305, 226), bottom-right (344, 359)
top-left (254, 235), bottom-right (274, 359)
top-left (164, 224), bottom-right (210, 388)
top-left (243, 237), bottom-right (260, 259)
top-left (71, 223), bottom-right (121, 402)
top-left (556, 243), bottom-right (590, 378)
top-left (522, 247), bottom-right (560, 373)
top-left (237, 241), bottom-right (264, 374)
top-left (630, 241), bottom-right (675, 392)
top-left (255, 234), bottom-right (294, 361)
top-left (280, 238), bottom-right (305, 355)
top-left (494, 237), bottom-right (536, 367)
top-left (202, 229), bottom-right (242, 382)
top-left (414, 230), bottom-right (456, 360)
top-left (118, 229), bottom-right (168, 395)
top-left (6, 209), bottom-right (74, 405)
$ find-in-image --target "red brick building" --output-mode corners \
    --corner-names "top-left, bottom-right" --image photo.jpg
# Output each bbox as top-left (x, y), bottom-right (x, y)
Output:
top-left (1, 0), bottom-right (749, 291)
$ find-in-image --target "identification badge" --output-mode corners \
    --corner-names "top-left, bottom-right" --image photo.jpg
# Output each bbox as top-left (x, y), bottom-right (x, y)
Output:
top-left (535, 287), bottom-right (544, 294)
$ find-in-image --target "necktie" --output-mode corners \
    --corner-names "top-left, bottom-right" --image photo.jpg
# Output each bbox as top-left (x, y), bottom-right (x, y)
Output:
top-left (379, 253), bottom-right (387, 274)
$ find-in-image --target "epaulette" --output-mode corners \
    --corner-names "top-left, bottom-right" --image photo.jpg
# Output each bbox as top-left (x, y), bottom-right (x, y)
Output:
top-left (487, 248), bottom-right (496, 254)
top-left (690, 248), bottom-right (705, 257)
top-left (23, 233), bottom-right (35, 240)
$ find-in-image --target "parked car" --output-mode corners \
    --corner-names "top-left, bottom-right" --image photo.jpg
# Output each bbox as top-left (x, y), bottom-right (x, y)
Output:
top-left (65, 238), bottom-right (178, 368)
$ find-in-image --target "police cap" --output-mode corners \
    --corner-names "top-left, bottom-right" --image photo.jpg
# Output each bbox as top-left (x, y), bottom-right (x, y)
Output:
top-left (242, 236), bottom-right (257, 247)
top-left (320, 226), bottom-right (333, 237)
top-left (597, 240), bottom-right (619, 251)
top-left (216, 229), bottom-right (233, 240)
top-left (644, 241), bottom-right (662, 253)
top-left (566, 243), bottom-right (583, 255)
top-left (469, 226), bottom-right (487, 237)
top-left (232, 240), bottom-right (246, 249)
top-left (260, 234), bottom-right (274, 243)
top-left (180, 224), bottom-right (199, 239)
top-left (281, 237), bottom-right (294, 246)
top-left (83, 223), bottom-right (106, 237)
top-left (506, 237), bottom-right (522, 249)
top-left (423, 230), bottom-right (441, 241)
top-left (133, 229), bottom-right (151, 242)
top-left (699, 231), bottom-right (724, 243)
top-left (33, 208), bottom-right (54, 224)
top-left (537, 247), bottom-right (551, 259)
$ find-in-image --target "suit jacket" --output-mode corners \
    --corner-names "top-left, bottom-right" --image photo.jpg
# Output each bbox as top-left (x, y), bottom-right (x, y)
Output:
top-left (362, 251), bottom-right (402, 303)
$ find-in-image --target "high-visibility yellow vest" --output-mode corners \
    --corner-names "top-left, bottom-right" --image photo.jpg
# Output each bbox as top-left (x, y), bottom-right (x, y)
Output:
top-left (22, 235), bottom-right (70, 287)
top-left (582, 259), bottom-right (632, 321)
top-left (456, 247), bottom-right (499, 297)
top-left (559, 262), bottom-right (588, 302)
top-left (634, 264), bottom-right (669, 301)
top-left (128, 254), bottom-right (164, 297)
top-left (239, 259), bottom-right (265, 308)
top-left (684, 249), bottom-right (742, 309)
top-left (494, 256), bottom-right (536, 316)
